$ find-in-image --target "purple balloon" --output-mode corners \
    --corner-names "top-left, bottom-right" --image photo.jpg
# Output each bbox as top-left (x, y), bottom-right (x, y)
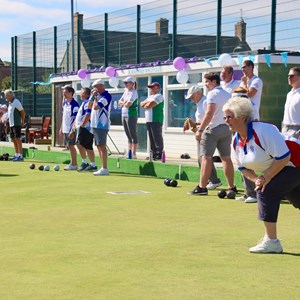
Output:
top-left (105, 66), bottom-right (116, 77)
top-left (233, 70), bottom-right (244, 80)
top-left (173, 57), bottom-right (186, 71)
top-left (77, 69), bottom-right (87, 79)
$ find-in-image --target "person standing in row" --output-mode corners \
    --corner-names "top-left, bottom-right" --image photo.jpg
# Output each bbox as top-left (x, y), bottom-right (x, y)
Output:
top-left (282, 66), bottom-right (300, 139)
top-left (90, 79), bottom-right (112, 176)
top-left (4, 90), bottom-right (25, 161)
top-left (71, 87), bottom-right (97, 172)
top-left (240, 60), bottom-right (263, 120)
top-left (220, 65), bottom-right (240, 94)
top-left (189, 73), bottom-right (236, 195)
top-left (140, 82), bottom-right (164, 161)
top-left (119, 76), bottom-right (139, 159)
top-left (236, 60), bottom-right (263, 203)
top-left (185, 85), bottom-right (222, 190)
top-left (60, 85), bottom-right (79, 170)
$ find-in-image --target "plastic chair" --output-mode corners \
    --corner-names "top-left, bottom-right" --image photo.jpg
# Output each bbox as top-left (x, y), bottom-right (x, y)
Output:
top-left (29, 116), bottom-right (51, 141)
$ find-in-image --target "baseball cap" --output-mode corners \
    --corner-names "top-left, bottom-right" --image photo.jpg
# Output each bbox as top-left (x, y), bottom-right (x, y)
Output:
top-left (147, 82), bottom-right (160, 89)
top-left (186, 85), bottom-right (202, 99)
top-left (92, 79), bottom-right (105, 86)
top-left (123, 76), bottom-right (135, 83)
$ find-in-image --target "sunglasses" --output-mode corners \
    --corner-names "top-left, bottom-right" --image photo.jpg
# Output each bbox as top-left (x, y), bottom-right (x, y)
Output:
top-left (288, 74), bottom-right (298, 79)
top-left (241, 66), bottom-right (247, 69)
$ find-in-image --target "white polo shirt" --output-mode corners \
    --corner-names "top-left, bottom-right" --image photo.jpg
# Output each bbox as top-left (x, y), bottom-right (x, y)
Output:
top-left (221, 79), bottom-right (240, 94)
top-left (283, 87), bottom-right (300, 125)
top-left (233, 122), bottom-right (292, 173)
top-left (206, 86), bottom-right (231, 129)
top-left (240, 75), bottom-right (263, 120)
top-left (195, 95), bottom-right (207, 122)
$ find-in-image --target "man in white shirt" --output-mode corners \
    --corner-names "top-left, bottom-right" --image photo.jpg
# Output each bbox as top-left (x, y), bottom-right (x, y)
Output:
top-left (240, 60), bottom-right (263, 120)
top-left (282, 66), bottom-right (300, 138)
top-left (220, 65), bottom-right (240, 94)
top-left (188, 73), bottom-right (236, 196)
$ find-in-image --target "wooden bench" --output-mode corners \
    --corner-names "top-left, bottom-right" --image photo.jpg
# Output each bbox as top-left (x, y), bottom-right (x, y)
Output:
top-left (21, 116), bottom-right (44, 143)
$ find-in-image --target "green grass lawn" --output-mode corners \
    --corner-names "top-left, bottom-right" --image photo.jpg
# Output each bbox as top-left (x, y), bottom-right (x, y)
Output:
top-left (0, 160), bottom-right (300, 300)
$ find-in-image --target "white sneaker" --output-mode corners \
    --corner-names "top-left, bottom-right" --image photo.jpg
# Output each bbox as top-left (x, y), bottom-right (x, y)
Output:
top-left (64, 164), bottom-right (78, 171)
top-left (132, 154), bottom-right (137, 159)
top-left (236, 195), bottom-right (247, 201)
top-left (93, 168), bottom-right (109, 176)
top-left (206, 182), bottom-right (222, 190)
top-left (249, 237), bottom-right (283, 254)
top-left (244, 196), bottom-right (257, 203)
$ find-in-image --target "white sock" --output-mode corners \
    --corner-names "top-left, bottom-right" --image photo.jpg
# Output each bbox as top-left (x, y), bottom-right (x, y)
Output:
top-left (90, 162), bottom-right (96, 167)
top-left (82, 159), bottom-right (87, 164)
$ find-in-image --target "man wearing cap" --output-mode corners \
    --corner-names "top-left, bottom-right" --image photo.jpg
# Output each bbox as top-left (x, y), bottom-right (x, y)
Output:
top-left (4, 90), bottom-right (26, 161)
top-left (220, 65), bottom-right (240, 94)
top-left (188, 72), bottom-right (236, 196)
top-left (90, 79), bottom-right (112, 176)
top-left (140, 82), bottom-right (164, 160)
top-left (119, 76), bottom-right (139, 159)
top-left (186, 85), bottom-right (222, 190)
top-left (60, 85), bottom-right (79, 170)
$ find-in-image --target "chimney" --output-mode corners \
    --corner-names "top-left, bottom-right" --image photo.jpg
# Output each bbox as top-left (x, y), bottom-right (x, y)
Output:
top-left (74, 12), bottom-right (83, 36)
top-left (156, 18), bottom-right (169, 38)
top-left (235, 17), bottom-right (246, 42)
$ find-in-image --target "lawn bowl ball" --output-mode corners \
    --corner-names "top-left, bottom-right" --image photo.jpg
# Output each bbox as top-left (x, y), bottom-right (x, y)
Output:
top-left (170, 179), bottom-right (178, 187)
top-left (29, 163), bottom-right (35, 169)
top-left (226, 190), bottom-right (236, 199)
top-left (164, 178), bottom-right (172, 186)
top-left (0, 155), bottom-right (3, 161)
top-left (54, 165), bottom-right (60, 171)
top-left (38, 165), bottom-right (44, 171)
top-left (218, 189), bottom-right (226, 199)
top-left (44, 165), bottom-right (50, 171)
top-left (4, 155), bottom-right (9, 161)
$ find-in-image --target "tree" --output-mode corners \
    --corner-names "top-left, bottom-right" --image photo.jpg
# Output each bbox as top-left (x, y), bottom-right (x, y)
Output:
top-left (1, 76), bottom-right (12, 91)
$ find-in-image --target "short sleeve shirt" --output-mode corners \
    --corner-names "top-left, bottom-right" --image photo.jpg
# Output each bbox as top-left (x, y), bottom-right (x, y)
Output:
top-left (233, 121), bottom-right (292, 173)
top-left (8, 98), bottom-right (23, 127)
top-left (62, 98), bottom-right (79, 133)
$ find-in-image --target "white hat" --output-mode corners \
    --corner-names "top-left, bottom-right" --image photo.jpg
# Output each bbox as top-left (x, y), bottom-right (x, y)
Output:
top-left (92, 79), bottom-right (105, 86)
top-left (123, 76), bottom-right (135, 83)
top-left (186, 85), bottom-right (202, 99)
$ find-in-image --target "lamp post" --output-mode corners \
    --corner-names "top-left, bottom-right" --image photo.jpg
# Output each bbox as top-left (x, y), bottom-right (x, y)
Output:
top-left (71, 0), bottom-right (75, 71)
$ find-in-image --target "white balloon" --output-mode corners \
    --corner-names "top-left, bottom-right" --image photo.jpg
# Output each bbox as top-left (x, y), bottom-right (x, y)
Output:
top-left (218, 53), bottom-right (234, 66)
top-left (176, 70), bottom-right (189, 84)
top-left (109, 76), bottom-right (119, 88)
top-left (81, 78), bottom-right (91, 87)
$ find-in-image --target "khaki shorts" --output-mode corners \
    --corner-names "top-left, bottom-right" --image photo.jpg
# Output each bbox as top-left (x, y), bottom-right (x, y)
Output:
top-left (199, 124), bottom-right (232, 157)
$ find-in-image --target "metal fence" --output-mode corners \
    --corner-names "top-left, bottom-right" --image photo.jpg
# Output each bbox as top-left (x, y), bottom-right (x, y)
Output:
top-left (11, 0), bottom-right (300, 116)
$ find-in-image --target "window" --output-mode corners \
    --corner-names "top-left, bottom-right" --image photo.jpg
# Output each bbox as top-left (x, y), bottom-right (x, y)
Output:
top-left (167, 89), bottom-right (199, 128)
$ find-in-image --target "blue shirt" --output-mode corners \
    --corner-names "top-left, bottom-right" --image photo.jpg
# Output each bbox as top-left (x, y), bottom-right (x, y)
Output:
top-left (90, 90), bottom-right (112, 130)
top-left (62, 98), bottom-right (79, 133)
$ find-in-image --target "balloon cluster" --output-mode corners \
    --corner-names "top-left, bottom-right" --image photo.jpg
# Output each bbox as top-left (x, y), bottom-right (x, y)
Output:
top-left (173, 57), bottom-right (189, 84)
top-left (77, 69), bottom-right (91, 87)
top-left (105, 66), bottom-right (119, 88)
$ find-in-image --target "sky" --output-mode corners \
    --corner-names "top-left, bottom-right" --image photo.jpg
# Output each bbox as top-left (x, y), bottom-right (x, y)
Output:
top-left (0, 0), bottom-right (152, 62)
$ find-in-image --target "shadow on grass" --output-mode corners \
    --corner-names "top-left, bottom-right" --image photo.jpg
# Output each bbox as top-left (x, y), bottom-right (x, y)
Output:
top-left (282, 252), bottom-right (300, 256)
top-left (0, 174), bottom-right (19, 177)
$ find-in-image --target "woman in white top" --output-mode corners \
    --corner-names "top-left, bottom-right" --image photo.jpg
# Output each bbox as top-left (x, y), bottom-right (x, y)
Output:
top-left (119, 77), bottom-right (139, 159)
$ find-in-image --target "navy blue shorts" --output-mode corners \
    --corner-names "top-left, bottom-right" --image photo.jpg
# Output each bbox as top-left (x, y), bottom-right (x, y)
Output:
top-left (256, 166), bottom-right (300, 222)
